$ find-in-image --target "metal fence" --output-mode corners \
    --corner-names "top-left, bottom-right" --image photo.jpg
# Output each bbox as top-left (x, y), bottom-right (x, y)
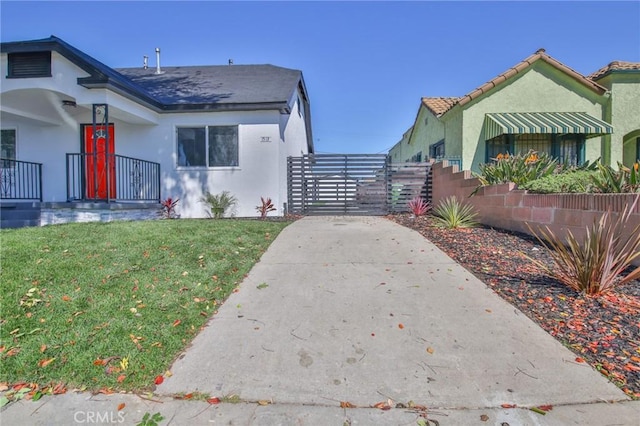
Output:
top-left (66, 153), bottom-right (161, 202)
top-left (0, 158), bottom-right (43, 201)
top-left (287, 154), bottom-right (431, 215)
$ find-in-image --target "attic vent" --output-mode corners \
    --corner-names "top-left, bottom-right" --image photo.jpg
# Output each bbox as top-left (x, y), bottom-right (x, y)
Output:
top-left (7, 51), bottom-right (52, 78)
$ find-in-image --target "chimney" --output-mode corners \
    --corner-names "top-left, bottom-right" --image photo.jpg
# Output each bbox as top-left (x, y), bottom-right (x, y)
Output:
top-left (155, 48), bottom-right (163, 74)
top-left (143, 55), bottom-right (148, 69)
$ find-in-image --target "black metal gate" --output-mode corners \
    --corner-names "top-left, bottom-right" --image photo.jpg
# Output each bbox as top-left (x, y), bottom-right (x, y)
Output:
top-left (287, 154), bottom-right (431, 215)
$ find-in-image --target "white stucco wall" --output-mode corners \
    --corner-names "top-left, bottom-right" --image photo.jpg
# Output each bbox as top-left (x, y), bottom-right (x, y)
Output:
top-left (1, 52), bottom-right (311, 218)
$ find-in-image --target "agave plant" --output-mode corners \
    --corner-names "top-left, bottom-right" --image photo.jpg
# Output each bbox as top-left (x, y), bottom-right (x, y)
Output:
top-left (407, 196), bottom-right (431, 216)
top-left (526, 195), bottom-right (640, 295)
top-left (432, 196), bottom-right (478, 229)
top-left (200, 191), bottom-right (237, 219)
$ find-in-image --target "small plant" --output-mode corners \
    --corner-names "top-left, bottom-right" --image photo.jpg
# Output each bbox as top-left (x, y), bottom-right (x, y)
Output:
top-left (256, 197), bottom-right (277, 219)
top-left (590, 161), bottom-right (640, 193)
top-left (137, 412), bottom-right (164, 426)
top-left (432, 196), bottom-right (478, 229)
top-left (527, 195), bottom-right (640, 295)
top-left (200, 191), bottom-right (237, 219)
top-left (407, 196), bottom-right (431, 216)
top-left (161, 197), bottom-right (179, 219)
top-left (520, 170), bottom-right (598, 194)
top-left (473, 150), bottom-right (558, 192)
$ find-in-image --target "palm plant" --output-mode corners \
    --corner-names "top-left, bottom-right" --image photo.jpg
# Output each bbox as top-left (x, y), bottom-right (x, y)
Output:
top-left (432, 196), bottom-right (478, 229)
top-left (200, 191), bottom-right (237, 219)
top-left (526, 195), bottom-right (640, 295)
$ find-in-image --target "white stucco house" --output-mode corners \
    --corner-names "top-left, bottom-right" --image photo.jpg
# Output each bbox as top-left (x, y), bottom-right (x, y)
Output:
top-left (0, 35), bottom-right (313, 225)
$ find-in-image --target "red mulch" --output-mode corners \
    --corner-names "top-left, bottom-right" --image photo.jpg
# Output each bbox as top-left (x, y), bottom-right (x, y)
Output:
top-left (387, 213), bottom-right (640, 399)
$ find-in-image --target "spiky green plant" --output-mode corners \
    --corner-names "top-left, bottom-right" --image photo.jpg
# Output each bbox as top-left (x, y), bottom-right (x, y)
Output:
top-left (200, 191), bottom-right (237, 218)
top-left (432, 196), bottom-right (478, 229)
top-left (590, 161), bottom-right (640, 193)
top-left (474, 150), bottom-right (558, 188)
top-left (526, 195), bottom-right (640, 295)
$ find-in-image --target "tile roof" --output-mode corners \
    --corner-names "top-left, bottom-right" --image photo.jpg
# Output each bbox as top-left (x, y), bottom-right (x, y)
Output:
top-left (423, 49), bottom-right (611, 118)
top-left (421, 97), bottom-right (459, 117)
top-left (455, 49), bottom-right (608, 111)
top-left (587, 61), bottom-right (640, 80)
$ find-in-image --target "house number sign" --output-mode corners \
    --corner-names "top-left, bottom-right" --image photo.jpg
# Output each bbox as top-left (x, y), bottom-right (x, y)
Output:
top-left (260, 136), bottom-right (271, 143)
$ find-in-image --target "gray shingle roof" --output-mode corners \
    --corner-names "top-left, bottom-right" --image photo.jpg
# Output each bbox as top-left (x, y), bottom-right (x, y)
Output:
top-left (116, 64), bottom-right (302, 109)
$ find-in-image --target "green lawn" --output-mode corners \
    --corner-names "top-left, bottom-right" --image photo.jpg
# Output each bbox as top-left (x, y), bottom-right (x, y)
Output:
top-left (0, 219), bottom-right (290, 394)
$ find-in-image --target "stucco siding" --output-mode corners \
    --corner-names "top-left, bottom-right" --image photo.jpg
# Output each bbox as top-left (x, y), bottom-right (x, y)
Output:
top-left (459, 62), bottom-right (607, 172)
top-left (607, 76), bottom-right (640, 166)
top-left (408, 107), bottom-right (445, 161)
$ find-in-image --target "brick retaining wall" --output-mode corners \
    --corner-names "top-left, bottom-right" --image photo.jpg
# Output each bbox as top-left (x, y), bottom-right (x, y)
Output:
top-left (431, 161), bottom-right (640, 266)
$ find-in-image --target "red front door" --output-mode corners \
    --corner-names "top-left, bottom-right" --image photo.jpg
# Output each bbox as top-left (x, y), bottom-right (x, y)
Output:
top-left (83, 124), bottom-right (116, 200)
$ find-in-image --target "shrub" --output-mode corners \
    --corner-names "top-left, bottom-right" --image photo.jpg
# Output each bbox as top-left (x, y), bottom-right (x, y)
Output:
top-left (433, 196), bottom-right (478, 229)
top-left (256, 197), bottom-right (277, 219)
top-left (526, 195), bottom-right (640, 295)
top-left (590, 161), bottom-right (640, 193)
top-left (161, 197), bottom-right (179, 219)
top-left (520, 170), bottom-right (598, 194)
top-left (474, 150), bottom-right (558, 188)
top-left (200, 191), bottom-right (237, 219)
top-left (407, 196), bottom-right (431, 216)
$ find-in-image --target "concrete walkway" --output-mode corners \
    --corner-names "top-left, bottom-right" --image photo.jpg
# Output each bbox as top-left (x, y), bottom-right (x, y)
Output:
top-left (3, 216), bottom-right (639, 425)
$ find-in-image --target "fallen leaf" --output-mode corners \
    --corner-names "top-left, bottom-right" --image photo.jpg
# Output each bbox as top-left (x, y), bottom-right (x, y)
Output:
top-left (40, 344), bottom-right (47, 353)
top-left (207, 397), bottom-right (221, 404)
top-left (62, 295), bottom-right (71, 302)
top-left (184, 393), bottom-right (193, 399)
top-left (340, 401), bottom-right (356, 408)
top-left (257, 399), bottom-right (271, 406)
top-left (94, 359), bottom-right (105, 366)
top-left (426, 347), bottom-right (434, 354)
top-left (154, 375), bottom-right (164, 385)
top-left (501, 403), bottom-right (517, 408)
top-left (485, 309), bottom-right (492, 313)
top-left (52, 383), bottom-right (67, 395)
top-left (398, 323), bottom-right (404, 329)
top-left (172, 319), bottom-right (181, 327)
top-left (37, 358), bottom-right (55, 368)
top-left (575, 357), bottom-right (586, 363)
top-left (537, 404), bottom-right (553, 412)
top-left (117, 403), bottom-right (125, 411)
top-left (116, 374), bottom-right (126, 383)
top-left (480, 414), bottom-right (489, 421)
top-left (165, 370), bottom-right (173, 377)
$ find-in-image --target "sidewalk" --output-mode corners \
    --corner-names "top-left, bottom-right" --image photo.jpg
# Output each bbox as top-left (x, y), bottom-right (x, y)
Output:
top-left (3, 216), bottom-right (639, 425)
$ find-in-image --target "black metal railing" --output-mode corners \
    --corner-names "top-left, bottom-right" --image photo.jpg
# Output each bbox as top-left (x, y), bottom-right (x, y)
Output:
top-left (66, 153), bottom-right (160, 202)
top-left (0, 158), bottom-right (43, 201)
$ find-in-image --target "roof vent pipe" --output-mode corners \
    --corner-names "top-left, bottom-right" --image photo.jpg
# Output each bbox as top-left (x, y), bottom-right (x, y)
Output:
top-left (155, 48), bottom-right (163, 74)
top-left (143, 55), bottom-right (148, 69)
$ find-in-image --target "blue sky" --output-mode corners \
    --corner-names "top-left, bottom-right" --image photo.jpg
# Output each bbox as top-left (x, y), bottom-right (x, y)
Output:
top-left (1, 1), bottom-right (639, 154)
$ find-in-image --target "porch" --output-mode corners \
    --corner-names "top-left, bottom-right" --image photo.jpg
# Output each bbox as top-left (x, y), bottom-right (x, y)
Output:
top-left (0, 155), bottom-right (161, 228)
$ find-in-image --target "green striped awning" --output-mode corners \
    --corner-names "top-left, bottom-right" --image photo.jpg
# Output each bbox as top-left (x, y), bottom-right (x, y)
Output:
top-left (484, 112), bottom-right (613, 140)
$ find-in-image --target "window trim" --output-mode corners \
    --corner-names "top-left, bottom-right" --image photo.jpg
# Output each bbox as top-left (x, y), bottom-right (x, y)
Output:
top-left (175, 125), bottom-right (240, 169)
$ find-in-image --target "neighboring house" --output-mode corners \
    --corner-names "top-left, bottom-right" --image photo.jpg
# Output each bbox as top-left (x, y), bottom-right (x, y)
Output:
top-left (0, 35), bottom-right (313, 220)
top-left (396, 49), bottom-right (640, 172)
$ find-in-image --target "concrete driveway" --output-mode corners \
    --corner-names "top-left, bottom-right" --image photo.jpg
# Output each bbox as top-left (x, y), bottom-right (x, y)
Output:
top-left (3, 216), bottom-right (638, 425)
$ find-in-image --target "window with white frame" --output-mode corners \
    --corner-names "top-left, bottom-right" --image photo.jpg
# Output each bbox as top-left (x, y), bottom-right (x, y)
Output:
top-left (177, 126), bottom-right (238, 167)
